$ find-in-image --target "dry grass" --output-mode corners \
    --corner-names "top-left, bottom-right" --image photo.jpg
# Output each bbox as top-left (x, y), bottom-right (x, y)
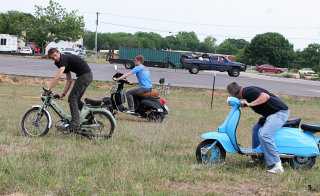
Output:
top-left (0, 76), bottom-right (320, 195)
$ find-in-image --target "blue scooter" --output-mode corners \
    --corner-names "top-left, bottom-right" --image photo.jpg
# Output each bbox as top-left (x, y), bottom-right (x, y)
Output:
top-left (196, 96), bottom-right (320, 169)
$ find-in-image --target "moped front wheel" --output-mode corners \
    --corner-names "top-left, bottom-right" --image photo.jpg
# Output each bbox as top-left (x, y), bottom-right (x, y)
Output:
top-left (196, 139), bottom-right (226, 165)
top-left (21, 108), bottom-right (50, 137)
top-left (289, 156), bottom-right (316, 169)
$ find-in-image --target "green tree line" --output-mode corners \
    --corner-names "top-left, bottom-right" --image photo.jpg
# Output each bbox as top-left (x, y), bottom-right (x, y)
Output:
top-left (0, 0), bottom-right (84, 53)
top-left (0, 1), bottom-right (319, 72)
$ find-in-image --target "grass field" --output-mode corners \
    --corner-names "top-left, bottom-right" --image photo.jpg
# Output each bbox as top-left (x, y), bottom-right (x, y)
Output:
top-left (0, 75), bottom-right (320, 195)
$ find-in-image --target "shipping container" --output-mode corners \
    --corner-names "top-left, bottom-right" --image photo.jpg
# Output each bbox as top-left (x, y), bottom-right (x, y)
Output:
top-left (109, 47), bottom-right (189, 69)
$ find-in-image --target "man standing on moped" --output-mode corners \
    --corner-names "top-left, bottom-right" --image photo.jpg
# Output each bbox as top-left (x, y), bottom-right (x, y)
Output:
top-left (227, 82), bottom-right (290, 174)
top-left (114, 55), bottom-right (152, 113)
top-left (46, 48), bottom-right (93, 131)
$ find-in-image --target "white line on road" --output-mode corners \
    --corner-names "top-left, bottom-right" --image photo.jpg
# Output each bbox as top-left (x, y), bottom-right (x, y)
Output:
top-left (308, 90), bottom-right (320, 93)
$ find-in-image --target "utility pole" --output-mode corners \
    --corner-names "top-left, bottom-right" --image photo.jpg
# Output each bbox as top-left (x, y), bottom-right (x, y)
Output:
top-left (95, 12), bottom-right (99, 59)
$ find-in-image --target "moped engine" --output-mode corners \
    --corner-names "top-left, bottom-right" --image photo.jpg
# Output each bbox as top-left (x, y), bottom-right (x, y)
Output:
top-left (55, 120), bottom-right (69, 131)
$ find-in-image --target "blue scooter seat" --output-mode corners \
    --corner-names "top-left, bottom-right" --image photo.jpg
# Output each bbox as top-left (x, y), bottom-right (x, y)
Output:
top-left (301, 124), bottom-right (320, 132)
top-left (259, 117), bottom-right (301, 128)
top-left (283, 118), bottom-right (301, 128)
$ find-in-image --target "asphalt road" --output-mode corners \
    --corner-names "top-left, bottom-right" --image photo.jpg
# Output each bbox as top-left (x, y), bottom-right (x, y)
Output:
top-left (0, 56), bottom-right (319, 97)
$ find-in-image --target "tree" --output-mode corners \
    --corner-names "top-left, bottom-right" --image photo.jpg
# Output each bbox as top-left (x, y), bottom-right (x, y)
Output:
top-left (0, 11), bottom-right (35, 36)
top-left (216, 38), bottom-right (249, 55)
top-left (296, 43), bottom-right (320, 72)
top-left (244, 32), bottom-right (295, 67)
top-left (27, 0), bottom-right (85, 53)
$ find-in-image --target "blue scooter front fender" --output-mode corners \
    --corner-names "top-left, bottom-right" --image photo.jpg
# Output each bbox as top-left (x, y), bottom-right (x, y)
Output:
top-left (201, 132), bottom-right (238, 153)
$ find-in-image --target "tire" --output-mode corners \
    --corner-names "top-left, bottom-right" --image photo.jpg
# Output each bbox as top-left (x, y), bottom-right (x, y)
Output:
top-left (229, 68), bottom-right (240, 77)
top-left (147, 112), bottom-right (164, 123)
top-left (85, 111), bottom-right (115, 138)
top-left (196, 139), bottom-right (226, 165)
top-left (289, 156), bottom-right (316, 169)
top-left (21, 108), bottom-right (50, 137)
top-left (125, 61), bottom-right (134, 69)
top-left (276, 70), bottom-right (281, 74)
top-left (261, 69), bottom-right (266, 73)
top-left (189, 64), bottom-right (199, 74)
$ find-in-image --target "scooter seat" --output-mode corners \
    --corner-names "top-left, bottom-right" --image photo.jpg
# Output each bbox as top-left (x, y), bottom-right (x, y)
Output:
top-left (282, 118), bottom-right (301, 128)
top-left (135, 91), bottom-right (159, 98)
top-left (301, 124), bottom-right (320, 132)
top-left (84, 97), bottom-right (111, 106)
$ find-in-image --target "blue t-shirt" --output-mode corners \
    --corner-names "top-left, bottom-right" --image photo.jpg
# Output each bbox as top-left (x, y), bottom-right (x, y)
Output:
top-left (131, 65), bottom-right (152, 89)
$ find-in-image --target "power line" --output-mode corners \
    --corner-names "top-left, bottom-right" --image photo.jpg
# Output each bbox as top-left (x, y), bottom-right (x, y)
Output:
top-left (99, 12), bottom-right (318, 31)
top-left (100, 21), bottom-right (320, 42)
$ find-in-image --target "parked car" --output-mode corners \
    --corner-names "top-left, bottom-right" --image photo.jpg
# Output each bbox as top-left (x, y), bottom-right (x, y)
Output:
top-left (20, 46), bottom-right (33, 54)
top-left (256, 64), bottom-right (284, 74)
top-left (26, 42), bottom-right (40, 53)
top-left (78, 51), bottom-right (86, 59)
top-left (61, 47), bottom-right (77, 55)
top-left (181, 54), bottom-right (246, 76)
top-left (298, 68), bottom-right (318, 76)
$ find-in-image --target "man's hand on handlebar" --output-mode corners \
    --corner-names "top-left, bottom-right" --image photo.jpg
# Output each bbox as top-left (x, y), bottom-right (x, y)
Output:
top-left (43, 87), bottom-right (52, 95)
top-left (241, 100), bottom-right (250, 107)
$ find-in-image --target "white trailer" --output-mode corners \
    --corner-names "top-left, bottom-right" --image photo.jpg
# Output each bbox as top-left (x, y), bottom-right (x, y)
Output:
top-left (0, 34), bottom-right (18, 52)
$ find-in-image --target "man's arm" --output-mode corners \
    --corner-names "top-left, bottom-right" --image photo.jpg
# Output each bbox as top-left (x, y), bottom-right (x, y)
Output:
top-left (59, 72), bottom-right (72, 98)
top-left (48, 67), bottom-right (65, 90)
top-left (242, 92), bottom-right (270, 107)
top-left (115, 71), bottom-right (132, 81)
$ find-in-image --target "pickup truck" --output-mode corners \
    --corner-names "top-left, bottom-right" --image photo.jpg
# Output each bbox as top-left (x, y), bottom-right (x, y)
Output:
top-left (181, 54), bottom-right (246, 77)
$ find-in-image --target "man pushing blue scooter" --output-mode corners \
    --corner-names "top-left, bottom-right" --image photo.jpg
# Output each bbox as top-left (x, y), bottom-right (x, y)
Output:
top-left (196, 82), bottom-right (320, 174)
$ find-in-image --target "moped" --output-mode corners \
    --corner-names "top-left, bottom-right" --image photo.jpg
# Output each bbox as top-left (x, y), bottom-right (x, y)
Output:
top-left (104, 65), bottom-right (170, 122)
top-left (196, 96), bottom-right (320, 169)
top-left (21, 87), bottom-right (116, 139)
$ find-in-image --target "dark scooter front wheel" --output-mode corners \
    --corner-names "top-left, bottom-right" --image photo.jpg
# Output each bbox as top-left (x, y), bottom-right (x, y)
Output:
top-left (21, 108), bottom-right (50, 137)
top-left (196, 139), bottom-right (226, 165)
top-left (289, 156), bottom-right (316, 169)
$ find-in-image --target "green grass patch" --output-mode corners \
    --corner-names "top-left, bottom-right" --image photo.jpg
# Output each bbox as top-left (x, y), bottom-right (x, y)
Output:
top-left (0, 80), bottom-right (319, 194)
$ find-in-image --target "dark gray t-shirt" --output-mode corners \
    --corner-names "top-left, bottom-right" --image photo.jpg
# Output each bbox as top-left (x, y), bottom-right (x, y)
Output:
top-left (55, 54), bottom-right (91, 77)
top-left (242, 86), bottom-right (288, 117)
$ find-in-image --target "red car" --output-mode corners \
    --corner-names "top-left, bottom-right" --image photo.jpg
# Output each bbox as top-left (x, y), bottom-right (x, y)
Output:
top-left (256, 64), bottom-right (284, 74)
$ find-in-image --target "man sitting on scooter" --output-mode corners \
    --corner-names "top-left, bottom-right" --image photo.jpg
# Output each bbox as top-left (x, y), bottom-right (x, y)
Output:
top-left (114, 55), bottom-right (152, 113)
top-left (227, 82), bottom-right (290, 174)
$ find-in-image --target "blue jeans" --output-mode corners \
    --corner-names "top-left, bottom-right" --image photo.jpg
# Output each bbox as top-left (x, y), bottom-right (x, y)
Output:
top-left (252, 110), bottom-right (290, 166)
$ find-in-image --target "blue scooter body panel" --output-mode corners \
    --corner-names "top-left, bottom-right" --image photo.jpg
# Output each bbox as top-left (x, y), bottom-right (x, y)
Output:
top-left (273, 127), bottom-right (320, 157)
top-left (201, 132), bottom-right (238, 153)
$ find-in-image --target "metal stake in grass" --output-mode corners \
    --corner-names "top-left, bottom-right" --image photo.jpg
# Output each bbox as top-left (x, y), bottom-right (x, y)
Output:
top-left (210, 72), bottom-right (216, 110)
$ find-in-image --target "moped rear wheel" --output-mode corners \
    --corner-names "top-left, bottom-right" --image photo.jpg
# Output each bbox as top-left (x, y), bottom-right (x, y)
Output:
top-left (289, 156), bottom-right (316, 169)
top-left (21, 108), bottom-right (50, 137)
top-left (85, 111), bottom-right (115, 138)
top-left (196, 139), bottom-right (226, 165)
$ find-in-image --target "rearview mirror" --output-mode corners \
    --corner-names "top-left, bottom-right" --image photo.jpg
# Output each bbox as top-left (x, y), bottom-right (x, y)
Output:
top-left (159, 78), bottom-right (165, 84)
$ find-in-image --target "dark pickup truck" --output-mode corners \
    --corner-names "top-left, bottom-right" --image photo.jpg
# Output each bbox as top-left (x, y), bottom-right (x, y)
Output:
top-left (181, 55), bottom-right (246, 77)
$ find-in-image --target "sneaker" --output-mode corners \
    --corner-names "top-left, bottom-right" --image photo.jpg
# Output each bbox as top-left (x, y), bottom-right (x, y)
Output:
top-left (124, 110), bottom-right (135, 114)
top-left (267, 164), bottom-right (284, 174)
top-left (63, 124), bottom-right (80, 131)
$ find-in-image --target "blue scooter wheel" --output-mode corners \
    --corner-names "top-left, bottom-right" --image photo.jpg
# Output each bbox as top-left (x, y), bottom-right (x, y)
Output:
top-left (196, 139), bottom-right (226, 165)
top-left (289, 156), bottom-right (316, 169)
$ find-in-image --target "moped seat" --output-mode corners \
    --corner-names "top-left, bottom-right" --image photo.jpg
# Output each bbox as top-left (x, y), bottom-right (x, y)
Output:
top-left (135, 91), bottom-right (159, 98)
top-left (85, 97), bottom-right (111, 106)
top-left (301, 124), bottom-right (320, 132)
top-left (282, 118), bottom-right (301, 128)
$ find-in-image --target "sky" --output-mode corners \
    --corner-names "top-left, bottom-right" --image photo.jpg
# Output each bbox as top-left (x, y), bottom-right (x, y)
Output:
top-left (1, 0), bottom-right (320, 50)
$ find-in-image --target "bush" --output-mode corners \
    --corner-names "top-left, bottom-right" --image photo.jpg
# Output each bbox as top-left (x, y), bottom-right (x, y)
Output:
top-left (12, 76), bottom-right (19, 82)
top-left (282, 74), bottom-right (292, 78)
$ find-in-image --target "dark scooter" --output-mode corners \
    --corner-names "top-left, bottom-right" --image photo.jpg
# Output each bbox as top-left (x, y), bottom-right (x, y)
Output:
top-left (85, 66), bottom-right (170, 122)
